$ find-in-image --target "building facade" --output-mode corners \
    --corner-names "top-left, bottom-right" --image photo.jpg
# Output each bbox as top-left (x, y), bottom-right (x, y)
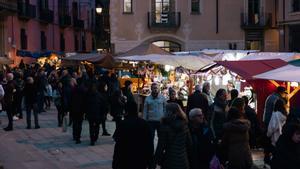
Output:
top-left (278, 0), bottom-right (300, 52)
top-left (109, 0), bottom-right (279, 53)
top-left (0, 0), bottom-right (96, 65)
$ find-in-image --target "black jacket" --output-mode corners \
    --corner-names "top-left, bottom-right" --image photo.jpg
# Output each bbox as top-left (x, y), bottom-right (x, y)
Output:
top-left (187, 91), bottom-right (209, 117)
top-left (85, 91), bottom-right (106, 122)
top-left (189, 123), bottom-right (215, 169)
top-left (113, 116), bottom-right (153, 169)
top-left (70, 86), bottom-right (86, 119)
top-left (154, 118), bottom-right (192, 169)
top-left (23, 83), bottom-right (37, 105)
top-left (271, 134), bottom-right (300, 169)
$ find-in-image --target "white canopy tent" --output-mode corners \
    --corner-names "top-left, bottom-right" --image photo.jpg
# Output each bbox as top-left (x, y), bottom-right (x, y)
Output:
top-left (116, 54), bottom-right (214, 71)
top-left (254, 64), bottom-right (300, 82)
top-left (200, 49), bottom-right (258, 61)
top-left (241, 52), bottom-right (300, 61)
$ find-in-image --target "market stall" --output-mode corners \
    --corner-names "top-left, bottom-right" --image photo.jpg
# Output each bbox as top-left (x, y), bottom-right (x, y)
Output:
top-left (116, 44), bottom-right (215, 109)
top-left (211, 59), bottom-right (288, 121)
top-left (254, 59), bottom-right (300, 113)
top-left (16, 50), bottom-right (62, 68)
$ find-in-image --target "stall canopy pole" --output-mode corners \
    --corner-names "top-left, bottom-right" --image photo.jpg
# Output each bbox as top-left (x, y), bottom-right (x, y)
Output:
top-left (137, 63), bottom-right (140, 113)
top-left (287, 82), bottom-right (291, 112)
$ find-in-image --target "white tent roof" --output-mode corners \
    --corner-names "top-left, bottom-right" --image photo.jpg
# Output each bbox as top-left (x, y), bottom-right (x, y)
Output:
top-left (241, 52), bottom-right (300, 61)
top-left (116, 54), bottom-right (213, 70)
top-left (254, 64), bottom-right (300, 82)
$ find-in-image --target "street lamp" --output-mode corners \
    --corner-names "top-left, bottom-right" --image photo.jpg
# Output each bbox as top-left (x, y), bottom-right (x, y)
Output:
top-left (96, 5), bottom-right (103, 14)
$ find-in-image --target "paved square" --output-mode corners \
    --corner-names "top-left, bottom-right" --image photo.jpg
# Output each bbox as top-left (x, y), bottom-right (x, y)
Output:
top-left (0, 106), bottom-right (267, 169)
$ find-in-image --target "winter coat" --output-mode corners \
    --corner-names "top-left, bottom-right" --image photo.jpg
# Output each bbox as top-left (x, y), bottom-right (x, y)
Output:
top-left (267, 111), bottom-right (287, 146)
top-left (154, 118), bottom-right (192, 169)
top-left (112, 116), bottom-right (153, 169)
top-left (221, 119), bottom-right (253, 169)
top-left (189, 123), bottom-right (215, 169)
top-left (210, 98), bottom-right (228, 140)
top-left (110, 91), bottom-right (125, 118)
top-left (70, 86), bottom-right (86, 119)
top-left (85, 91), bottom-right (106, 122)
top-left (3, 80), bottom-right (16, 108)
top-left (187, 91), bottom-right (209, 117)
top-left (271, 132), bottom-right (300, 169)
top-left (23, 83), bottom-right (38, 105)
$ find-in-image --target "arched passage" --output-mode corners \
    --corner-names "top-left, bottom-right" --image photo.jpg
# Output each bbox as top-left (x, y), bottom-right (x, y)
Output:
top-left (152, 40), bottom-right (181, 52)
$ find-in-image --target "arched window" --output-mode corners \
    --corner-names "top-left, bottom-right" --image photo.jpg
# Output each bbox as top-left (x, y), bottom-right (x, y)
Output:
top-left (152, 40), bottom-right (181, 52)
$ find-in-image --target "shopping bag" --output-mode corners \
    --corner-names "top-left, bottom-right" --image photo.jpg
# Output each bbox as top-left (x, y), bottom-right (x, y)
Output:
top-left (210, 155), bottom-right (222, 169)
top-left (62, 114), bottom-right (68, 132)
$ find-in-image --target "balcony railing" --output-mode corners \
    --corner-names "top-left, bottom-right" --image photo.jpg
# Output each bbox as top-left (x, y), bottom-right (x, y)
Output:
top-left (18, 2), bottom-right (36, 19)
top-left (59, 15), bottom-right (71, 28)
top-left (73, 18), bottom-right (84, 29)
top-left (241, 13), bottom-right (272, 29)
top-left (148, 12), bottom-right (181, 30)
top-left (0, 0), bottom-right (17, 12)
top-left (39, 9), bottom-right (54, 23)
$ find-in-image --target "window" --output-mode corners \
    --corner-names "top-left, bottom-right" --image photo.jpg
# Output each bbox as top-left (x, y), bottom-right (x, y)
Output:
top-left (74, 34), bottom-right (79, 51)
top-left (152, 40), bottom-right (181, 52)
top-left (20, 28), bottom-right (27, 50)
top-left (39, 0), bottom-right (48, 10)
top-left (58, 0), bottom-right (68, 15)
top-left (191, 0), bottom-right (200, 14)
top-left (82, 35), bottom-right (86, 52)
top-left (155, 0), bottom-right (170, 13)
top-left (40, 31), bottom-right (47, 50)
top-left (155, 0), bottom-right (170, 23)
top-left (123, 0), bottom-right (132, 13)
top-left (60, 33), bottom-right (65, 51)
top-left (293, 0), bottom-right (300, 12)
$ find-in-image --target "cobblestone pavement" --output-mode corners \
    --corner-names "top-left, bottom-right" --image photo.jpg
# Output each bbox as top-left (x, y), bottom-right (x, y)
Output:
top-left (0, 106), bottom-right (269, 169)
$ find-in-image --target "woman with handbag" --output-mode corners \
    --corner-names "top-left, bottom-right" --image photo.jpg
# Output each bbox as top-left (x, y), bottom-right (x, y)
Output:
top-left (153, 103), bottom-right (192, 169)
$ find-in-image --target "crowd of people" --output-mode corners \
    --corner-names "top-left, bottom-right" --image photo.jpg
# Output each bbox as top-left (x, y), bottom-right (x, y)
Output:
top-left (0, 61), bottom-right (299, 169)
top-left (113, 83), bottom-right (300, 169)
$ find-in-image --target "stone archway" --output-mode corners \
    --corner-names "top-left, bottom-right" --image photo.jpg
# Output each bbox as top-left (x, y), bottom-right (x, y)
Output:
top-left (141, 35), bottom-right (185, 52)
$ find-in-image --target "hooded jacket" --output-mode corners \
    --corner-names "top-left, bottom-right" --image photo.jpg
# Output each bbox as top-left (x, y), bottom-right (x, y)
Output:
top-left (221, 119), bottom-right (253, 169)
top-left (154, 118), bottom-right (192, 169)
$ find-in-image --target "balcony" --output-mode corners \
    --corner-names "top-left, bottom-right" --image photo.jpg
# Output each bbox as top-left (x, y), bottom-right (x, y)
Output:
top-left (73, 18), bottom-right (84, 29)
top-left (18, 2), bottom-right (36, 20)
top-left (241, 13), bottom-right (272, 30)
top-left (148, 12), bottom-right (181, 30)
top-left (39, 9), bottom-right (54, 23)
top-left (0, 0), bottom-right (17, 13)
top-left (59, 15), bottom-right (71, 28)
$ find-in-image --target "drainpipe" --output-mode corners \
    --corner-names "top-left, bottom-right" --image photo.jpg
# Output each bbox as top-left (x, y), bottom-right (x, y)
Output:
top-left (216, 0), bottom-right (219, 34)
top-left (52, 0), bottom-right (55, 51)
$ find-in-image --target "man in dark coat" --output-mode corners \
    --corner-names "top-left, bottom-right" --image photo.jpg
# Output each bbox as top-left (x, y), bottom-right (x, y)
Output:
top-left (85, 81), bottom-right (106, 146)
top-left (113, 102), bottom-right (153, 169)
top-left (189, 108), bottom-right (215, 169)
top-left (70, 82), bottom-right (86, 144)
top-left (3, 73), bottom-right (16, 131)
top-left (186, 85), bottom-right (209, 118)
top-left (23, 77), bottom-right (40, 129)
